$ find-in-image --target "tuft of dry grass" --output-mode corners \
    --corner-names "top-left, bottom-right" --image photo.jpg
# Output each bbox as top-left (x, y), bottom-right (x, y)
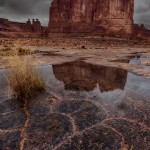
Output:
top-left (0, 44), bottom-right (33, 56)
top-left (14, 44), bottom-right (33, 55)
top-left (0, 47), bottom-right (13, 56)
top-left (8, 56), bottom-right (45, 100)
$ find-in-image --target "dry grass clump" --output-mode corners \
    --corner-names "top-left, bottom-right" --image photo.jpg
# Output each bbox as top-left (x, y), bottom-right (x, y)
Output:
top-left (0, 44), bottom-right (33, 56)
top-left (14, 44), bottom-right (33, 55)
top-left (0, 47), bottom-right (13, 56)
top-left (8, 56), bottom-right (45, 100)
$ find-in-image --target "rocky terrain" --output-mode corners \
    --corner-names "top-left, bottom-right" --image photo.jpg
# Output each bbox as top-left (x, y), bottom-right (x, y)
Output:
top-left (0, 37), bottom-right (150, 48)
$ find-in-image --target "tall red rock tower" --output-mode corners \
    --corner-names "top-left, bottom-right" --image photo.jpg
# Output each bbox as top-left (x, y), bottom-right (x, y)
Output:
top-left (48, 0), bottom-right (134, 36)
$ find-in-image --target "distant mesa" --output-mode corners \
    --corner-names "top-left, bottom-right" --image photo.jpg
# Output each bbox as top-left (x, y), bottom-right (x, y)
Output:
top-left (0, 18), bottom-right (46, 38)
top-left (25, 19), bottom-right (43, 33)
top-left (0, 0), bottom-right (150, 39)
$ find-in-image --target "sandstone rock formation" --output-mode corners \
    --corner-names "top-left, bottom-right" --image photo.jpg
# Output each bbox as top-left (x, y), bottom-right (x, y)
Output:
top-left (0, 18), bottom-right (44, 37)
top-left (0, 18), bottom-right (23, 32)
top-left (48, 0), bottom-right (134, 36)
top-left (133, 24), bottom-right (150, 40)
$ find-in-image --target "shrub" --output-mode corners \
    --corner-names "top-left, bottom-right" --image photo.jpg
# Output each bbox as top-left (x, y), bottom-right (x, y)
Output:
top-left (0, 47), bottom-right (13, 56)
top-left (0, 44), bottom-right (33, 56)
top-left (15, 44), bottom-right (33, 55)
top-left (8, 56), bottom-right (45, 100)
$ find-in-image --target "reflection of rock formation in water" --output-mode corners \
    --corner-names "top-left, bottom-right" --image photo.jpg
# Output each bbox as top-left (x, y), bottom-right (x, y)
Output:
top-left (53, 61), bottom-right (127, 92)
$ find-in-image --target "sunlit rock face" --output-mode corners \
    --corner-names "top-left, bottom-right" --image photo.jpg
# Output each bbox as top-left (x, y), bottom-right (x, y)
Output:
top-left (48, 0), bottom-right (134, 35)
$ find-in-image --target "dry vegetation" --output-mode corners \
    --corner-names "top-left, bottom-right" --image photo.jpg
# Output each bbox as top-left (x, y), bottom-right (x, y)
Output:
top-left (0, 44), bottom-right (33, 56)
top-left (8, 47), bottom-right (45, 100)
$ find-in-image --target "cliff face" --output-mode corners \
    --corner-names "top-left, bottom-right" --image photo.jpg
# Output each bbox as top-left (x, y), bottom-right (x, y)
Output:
top-left (48, 0), bottom-right (134, 35)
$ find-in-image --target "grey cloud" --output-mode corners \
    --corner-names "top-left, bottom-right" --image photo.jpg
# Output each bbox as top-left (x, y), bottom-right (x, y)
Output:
top-left (0, 0), bottom-right (5, 6)
top-left (134, 0), bottom-right (150, 27)
top-left (0, 0), bottom-right (51, 25)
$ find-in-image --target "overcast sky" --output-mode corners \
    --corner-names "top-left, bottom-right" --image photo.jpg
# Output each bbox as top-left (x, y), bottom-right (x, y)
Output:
top-left (0, 0), bottom-right (150, 27)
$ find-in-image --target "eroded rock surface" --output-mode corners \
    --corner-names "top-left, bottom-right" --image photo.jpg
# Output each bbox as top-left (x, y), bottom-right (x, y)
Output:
top-left (48, 0), bottom-right (134, 35)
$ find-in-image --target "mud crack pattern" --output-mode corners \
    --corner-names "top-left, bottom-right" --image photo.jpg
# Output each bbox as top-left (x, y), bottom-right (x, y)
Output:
top-left (0, 84), bottom-right (150, 150)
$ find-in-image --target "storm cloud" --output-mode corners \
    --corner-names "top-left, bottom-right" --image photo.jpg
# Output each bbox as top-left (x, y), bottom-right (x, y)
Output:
top-left (134, 0), bottom-right (150, 28)
top-left (0, 0), bottom-right (51, 25)
top-left (0, 0), bottom-right (150, 27)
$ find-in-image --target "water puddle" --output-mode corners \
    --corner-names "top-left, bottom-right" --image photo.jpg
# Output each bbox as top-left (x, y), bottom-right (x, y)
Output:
top-left (130, 53), bottom-right (150, 65)
top-left (51, 60), bottom-right (150, 97)
top-left (35, 50), bottom-right (62, 56)
top-left (110, 53), bottom-right (150, 75)
top-left (1, 60), bottom-right (150, 100)
top-left (110, 53), bottom-right (141, 64)
top-left (111, 53), bottom-right (150, 75)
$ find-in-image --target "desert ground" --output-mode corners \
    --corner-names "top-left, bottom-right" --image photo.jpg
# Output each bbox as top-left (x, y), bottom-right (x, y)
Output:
top-left (0, 37), bottom-right (150, 150)
top-left (0, 37), bottom-right (150, 77)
